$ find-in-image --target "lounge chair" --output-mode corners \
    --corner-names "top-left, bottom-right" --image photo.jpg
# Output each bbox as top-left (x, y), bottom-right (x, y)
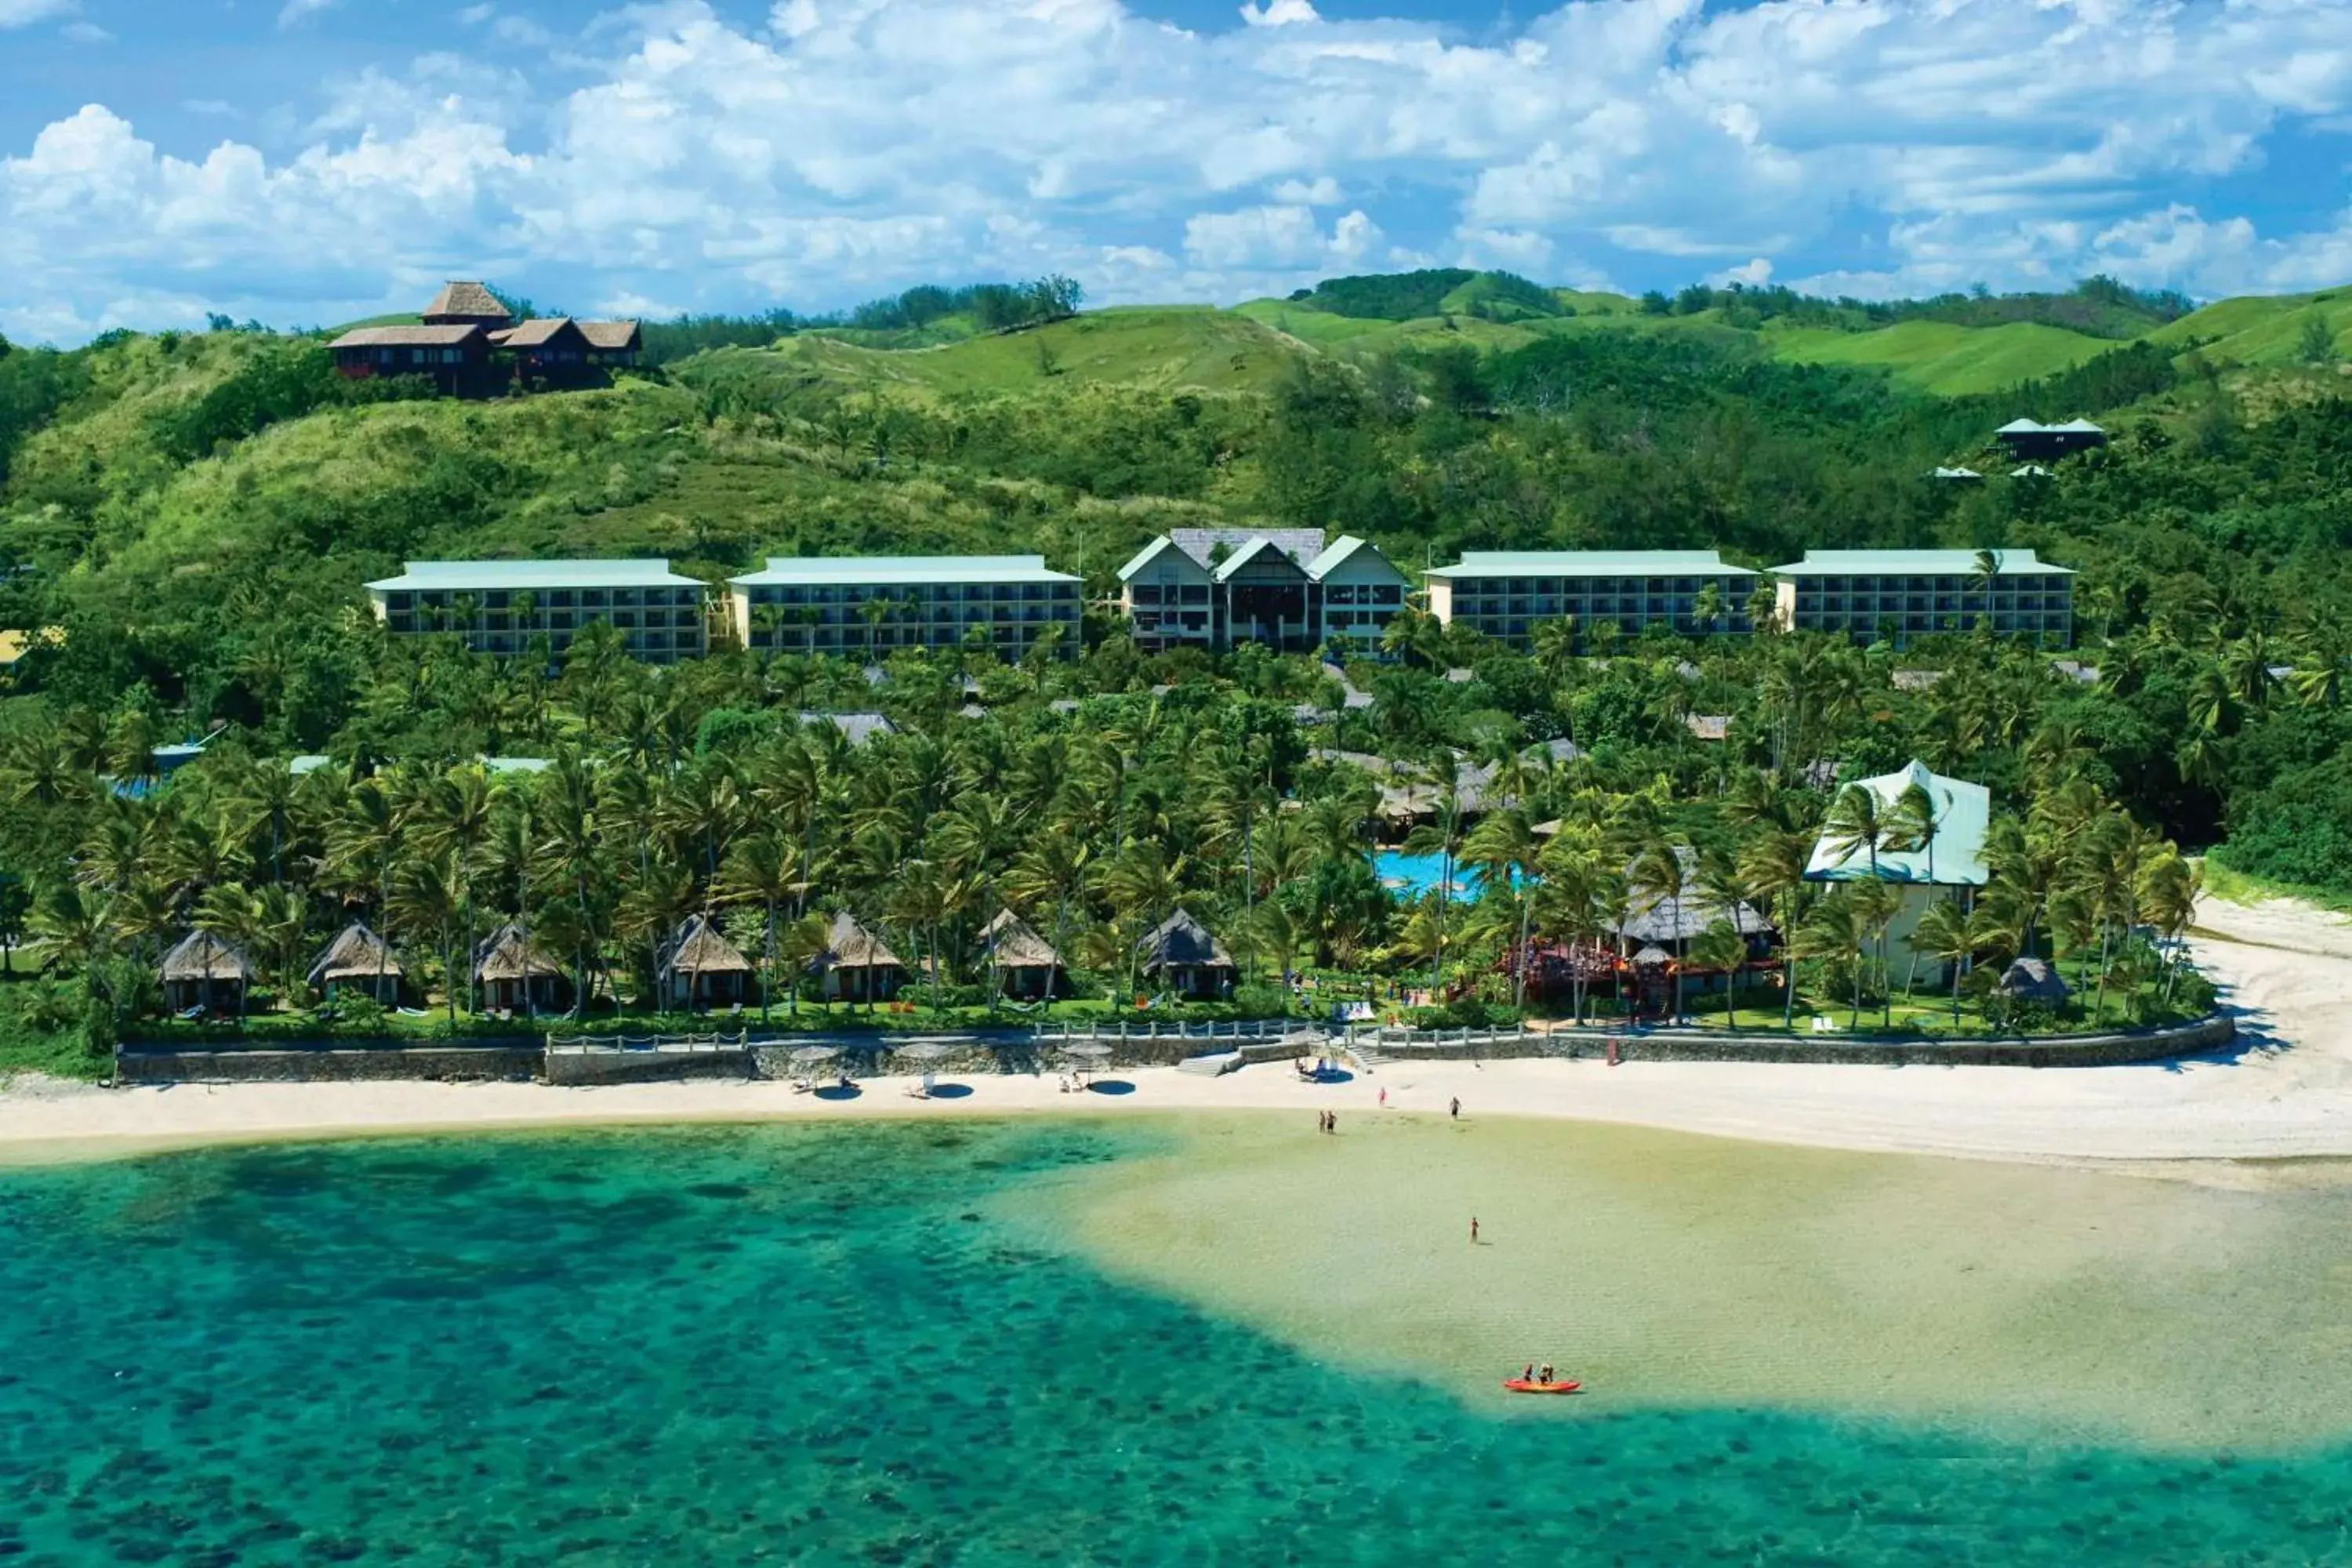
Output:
top-left (177, 1004), bottom-right (203, 1022)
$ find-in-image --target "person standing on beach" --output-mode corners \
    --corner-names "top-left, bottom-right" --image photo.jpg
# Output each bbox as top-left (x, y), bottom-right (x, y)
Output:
top-left (1470, 1217), bottom-right (1479, 1243)
top-left (1450, 1097), bottom-right (1461, 1120)
top-left (1378, 1086), bottom-right (1388, 1108)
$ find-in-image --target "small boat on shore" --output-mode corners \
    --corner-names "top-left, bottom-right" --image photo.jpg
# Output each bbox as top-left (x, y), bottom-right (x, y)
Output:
top-left (1502, 1378), bottom-right (1581, 1395)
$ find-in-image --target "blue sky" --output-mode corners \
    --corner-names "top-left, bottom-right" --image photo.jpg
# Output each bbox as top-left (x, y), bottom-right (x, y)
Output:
top-left (2, 0), bottom-right (2350, 343)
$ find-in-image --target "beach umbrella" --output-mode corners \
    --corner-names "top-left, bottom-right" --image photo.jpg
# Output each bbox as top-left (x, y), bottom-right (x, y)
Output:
top-left (895, 1039), bottom-right (960, 1096)
top-left (1060, 1040), bottom-right (1113, 1084)
top-left (789, 1044), bottom-right (842, 1073)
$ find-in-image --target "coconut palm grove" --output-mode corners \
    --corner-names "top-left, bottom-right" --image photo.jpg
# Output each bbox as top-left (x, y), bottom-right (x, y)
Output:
top-left (5, 268), bottom-right (2351, 1069)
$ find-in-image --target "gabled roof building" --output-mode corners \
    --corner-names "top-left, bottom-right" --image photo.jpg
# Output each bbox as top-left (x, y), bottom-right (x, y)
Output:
top-left (1117, 528), bottom-right (1408, 654)
top-left (328, 281), bottom-right (640, 394)
top-left (1990, 418), bottom-right (2106, 461)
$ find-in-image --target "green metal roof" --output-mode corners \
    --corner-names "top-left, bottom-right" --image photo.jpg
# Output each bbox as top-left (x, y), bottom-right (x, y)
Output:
top-left (367, 559), bottom-right (701, 591)
top-left (1805, 760), bottom-right (1991, 886)
top-left (1425, 550), bottom-right (1755, 579)
top-left (1766, 549), bottom-right (2074, 576)
top-left (732, 554), bottom-right (1076, 587)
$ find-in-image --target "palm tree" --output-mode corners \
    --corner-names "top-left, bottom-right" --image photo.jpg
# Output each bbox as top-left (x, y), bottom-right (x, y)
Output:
top-left (1462, 808), bottom-right (1541, 1008)
top-left (1624, 832), bottom-right (1690, 1022)
top-left (1531, 615), bottom-right (1579, 684)
top-left (1794, 894), bottom-right (1867, 1030)
top-left (1970, 548), bottom-right (2001, 634)
top-left (1737, 828), bottom-right (1811, 1029)
top-left (719, 833), bottom-right (799, 1022)
top-left (1911, 897), bottom-right (1977, 1029)
top-left (1686, 918), bottom-right (1748, 1029)
top-left (390, 853), bottom-right (465, 1024)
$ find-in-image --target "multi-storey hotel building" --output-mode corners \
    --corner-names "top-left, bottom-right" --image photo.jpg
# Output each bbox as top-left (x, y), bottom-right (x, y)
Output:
top-left (1769, 550), bottom-right (2074, 645)
top-left (365, 560), bottom-right (709, 662)
top-left (1424, 550), bottom-right (1757, 646)
top-left (728, 556), bottom-right (1083, 660)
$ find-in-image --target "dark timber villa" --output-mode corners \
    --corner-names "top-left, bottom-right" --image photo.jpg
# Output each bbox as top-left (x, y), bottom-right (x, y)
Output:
top-left (367, 560), bottom-right (710, 662)
top-left (1424, 550), bottom-right (1757, 646)
top-left (328, 281), bottom-right (642, 394)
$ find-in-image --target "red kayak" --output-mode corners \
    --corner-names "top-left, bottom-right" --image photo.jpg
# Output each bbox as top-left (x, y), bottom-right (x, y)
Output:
top-left (1502, 1378), bottom-right (1581, 1395)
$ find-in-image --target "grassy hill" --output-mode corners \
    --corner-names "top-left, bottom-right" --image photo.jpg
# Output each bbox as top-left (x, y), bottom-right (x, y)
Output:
top-left (698, 308), bottom-right (1309, 400)
top-left (1762, 319), bottom-right (2119, 397)
top-left (2143, 289), bottom-right (2352, 368)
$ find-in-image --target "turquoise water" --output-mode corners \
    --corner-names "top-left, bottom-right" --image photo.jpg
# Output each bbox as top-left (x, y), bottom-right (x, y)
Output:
top-left (3, 1122), bottom-right (2350, 1566)
top-left (1373, 851), bottom-right (1485, 901)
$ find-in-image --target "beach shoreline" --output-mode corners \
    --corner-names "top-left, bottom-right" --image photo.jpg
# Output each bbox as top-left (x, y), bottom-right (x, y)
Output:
top-left (7, 891), bottom-right (2351, 1173)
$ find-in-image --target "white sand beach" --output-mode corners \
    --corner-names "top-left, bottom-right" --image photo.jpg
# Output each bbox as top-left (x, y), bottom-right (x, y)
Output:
top-left (5, 891), bottom-right (2350, 1170)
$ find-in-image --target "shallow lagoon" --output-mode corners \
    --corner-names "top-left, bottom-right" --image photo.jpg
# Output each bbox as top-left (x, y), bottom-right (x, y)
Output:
top-left (3, 1116), bottom-right (2350, 1565)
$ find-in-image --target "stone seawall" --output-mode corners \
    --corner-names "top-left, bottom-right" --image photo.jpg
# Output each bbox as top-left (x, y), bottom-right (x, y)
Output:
top-left (115, 1047), bottom-right (541, 1084)
top-left (1358, 1013), bottom-right (2235, 1069)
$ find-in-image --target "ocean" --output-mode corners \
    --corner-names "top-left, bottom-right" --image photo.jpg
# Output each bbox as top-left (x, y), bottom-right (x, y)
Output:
top-left (2, 1116), bottom-right (2348, 1565)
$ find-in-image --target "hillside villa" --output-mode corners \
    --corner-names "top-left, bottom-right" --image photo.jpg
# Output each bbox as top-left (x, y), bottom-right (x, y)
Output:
top-left (1805, 759), bottom-right (1989, 985)
top-left (729, 556), bottom-right (1082, 661)
top-left (1118, 530), bottom-right (1409, 654)
top-left (327, 281), bottom-right (641, 394)
top-left (365, 560), bottom-right (710, 663)
top-left (1767, 550), bottom-right (2074, 647)
top-left (1424, 551), bottom-right (1757, 647)
top-left (1991, 418), bottom-right (2106, 462)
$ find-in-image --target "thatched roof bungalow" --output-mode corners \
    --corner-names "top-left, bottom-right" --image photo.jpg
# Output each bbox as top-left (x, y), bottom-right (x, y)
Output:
top-left (474, 923), bottom-right (569, 1014)
top-left (160, 930), bottom-right (252, 1014)
top-left (811, 912), bottom-right (904, 1004)
top-left (982, 909), bottom-right (1066, 999)
top-left (307, 920), bottom-right (404, 1004)
top-left (657, 913), bottom-right (754, 1010)
top-left (1137, 908), bottom-right (1234, 1000)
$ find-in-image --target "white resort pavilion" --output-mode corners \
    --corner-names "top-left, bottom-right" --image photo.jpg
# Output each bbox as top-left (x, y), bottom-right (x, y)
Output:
top-left (366, 560), bottom-right (710, 662)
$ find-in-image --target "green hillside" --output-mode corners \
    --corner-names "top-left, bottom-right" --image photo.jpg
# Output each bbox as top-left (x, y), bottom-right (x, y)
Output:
top-left (1763, 319), bottom-right (2118, 396)
top-left (716, 308), bottom-right (1308, 398)
top-left (2143, 289), bottom-right (2352, 368)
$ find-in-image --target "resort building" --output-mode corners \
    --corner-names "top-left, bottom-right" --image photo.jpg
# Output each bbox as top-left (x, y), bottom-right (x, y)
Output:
top-left (159, 931), bottom-right (251, 1016)
top-left (1423, 551), bottom-right (1757, 647)
top-left (1767, 549), bottom-right (2074, 646)
top-left (1805, 760), bottom-right (1989, 984)
top-left (473, 924), bottom-right (571, 1014)
top-left (327, 281), bottom-right (641, 394)
top-left (981, 909), bottom-right (1067, 1000)
top-left (307, 922), bottom-right (404, 1005)
top-left (1117, 530), bottom-right (1409, 654)
top-left (1137, 909), bottom-right (1236, 1000)
top-left (1990, 418), bottom-right (2106, 462)
top-left (365, 560), bottom-right (710, 663)
top-left (729, 557), bottom-right (1082, 661)
top-left (656, 913), bottom-right (754, 1011)
top-left (813, 913), bottom-right (905, 1004)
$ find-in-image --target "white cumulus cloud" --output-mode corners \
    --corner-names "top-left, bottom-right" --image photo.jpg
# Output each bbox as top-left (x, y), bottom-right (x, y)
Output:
top-left (3, 0), bottom-right (2352, 339)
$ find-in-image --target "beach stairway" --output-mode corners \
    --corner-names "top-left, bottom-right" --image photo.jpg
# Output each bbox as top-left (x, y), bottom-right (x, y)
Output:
top-left (1178, 1049), bottom-right (1243, 1077)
